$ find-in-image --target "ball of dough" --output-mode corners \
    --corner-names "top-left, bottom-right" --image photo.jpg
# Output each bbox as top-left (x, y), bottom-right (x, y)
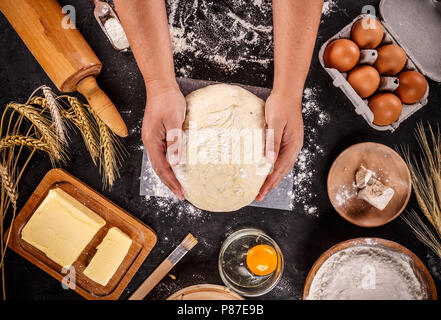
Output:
top-left (172, 84), bottom-right (272, 212)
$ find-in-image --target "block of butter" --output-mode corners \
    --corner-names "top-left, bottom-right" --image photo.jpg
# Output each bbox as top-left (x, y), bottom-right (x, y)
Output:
top-left (84, 227), bottom-right (132, 286)
top-left (21, 188), bottom-right (106, 268)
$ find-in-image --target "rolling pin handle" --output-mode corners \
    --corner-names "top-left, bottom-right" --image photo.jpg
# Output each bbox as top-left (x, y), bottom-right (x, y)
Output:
top-left (76, 76), bottom-right (128, 137)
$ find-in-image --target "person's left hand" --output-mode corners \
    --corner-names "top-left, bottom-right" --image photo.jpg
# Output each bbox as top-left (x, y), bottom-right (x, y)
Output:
top-left (256, 91), bottom-right (304, 202)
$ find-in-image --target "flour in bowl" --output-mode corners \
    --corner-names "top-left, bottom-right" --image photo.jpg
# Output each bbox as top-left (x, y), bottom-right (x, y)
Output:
top-left (307, 245), bottom-right (426, 300)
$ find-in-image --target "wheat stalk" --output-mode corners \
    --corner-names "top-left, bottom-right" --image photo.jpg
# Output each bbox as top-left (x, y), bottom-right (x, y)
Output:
top-left (0, 135), bottom-right (50, 153)
top-left (7, 103), bottom-right (63, 164)
top-left (99, 121), bottom-right (116, 187)
top-left (65, 97), bottom-right (100, 164)
top-left (41, 86), bottom-right (68, 144)
top-left (402, 210), bottom-right (441, 259)
top-left (0, 164), bottom-right (17, 210)
top-left (86, 105), bottom-right (125, 189)
top-left (400, 122), bottom-right (441, 258)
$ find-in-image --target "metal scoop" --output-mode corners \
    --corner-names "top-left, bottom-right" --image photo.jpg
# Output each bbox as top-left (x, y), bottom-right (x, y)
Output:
top-left (91, 0), bottom-right (129, 51)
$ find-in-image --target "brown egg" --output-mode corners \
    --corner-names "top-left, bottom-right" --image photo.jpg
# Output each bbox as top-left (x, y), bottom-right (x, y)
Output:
top-left (395, 71), bottom-right (428, 104)
top-left (351, 17), bottom-right (384, 49)
top-left (347, 65), bottom-right (380, 98)
top-left (324, 39), bottom-right (360, 72)
top-left (374, 44), bottom-right (407, 75)
top-left (368, 93), bottom-right (402, 126)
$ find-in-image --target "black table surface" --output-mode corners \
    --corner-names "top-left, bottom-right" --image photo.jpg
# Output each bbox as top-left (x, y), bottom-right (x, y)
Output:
top-left (1, 0), bottom-right (440, 300)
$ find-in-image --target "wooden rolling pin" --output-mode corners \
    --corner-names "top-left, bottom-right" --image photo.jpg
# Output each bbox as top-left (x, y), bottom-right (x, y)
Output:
top-left (0, 0), bottom-right (128, 137)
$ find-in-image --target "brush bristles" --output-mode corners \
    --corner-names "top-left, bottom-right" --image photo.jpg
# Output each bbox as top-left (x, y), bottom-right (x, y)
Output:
top-left (181, 233), bottom-right (198, 251)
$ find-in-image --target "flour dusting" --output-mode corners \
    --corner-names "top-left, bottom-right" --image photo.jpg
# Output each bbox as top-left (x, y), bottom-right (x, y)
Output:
top-left (289, 86), bottom-right (329, 216)
top-left (167, 0), bottom-right (273, 75)
top-left (321, 0), bottom-right (339, 17)
top-left (334, 183), bottom-right (358, 207)
top-left (168, 0), bottom-right (342, 76)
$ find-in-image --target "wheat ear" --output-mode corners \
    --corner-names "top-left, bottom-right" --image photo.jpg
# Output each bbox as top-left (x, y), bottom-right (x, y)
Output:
top-left (402, 210), bottom-right (441, 259)
top-left (7, 103), bottom-right (63, 163)
top-left (0, 164), bottom-right (18, 210)
top-left (65, 97), bottom-right (100, 164)
top-left (41, 86), bottom-right (68, 144)
top-left (0, 135), bottom-right (50, 153)
top-left (86, 105), bottom-right (125, 189)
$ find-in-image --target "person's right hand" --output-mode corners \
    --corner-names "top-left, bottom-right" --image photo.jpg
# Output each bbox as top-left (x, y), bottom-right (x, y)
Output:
top-left (142, 80), bottom-right (186, 200)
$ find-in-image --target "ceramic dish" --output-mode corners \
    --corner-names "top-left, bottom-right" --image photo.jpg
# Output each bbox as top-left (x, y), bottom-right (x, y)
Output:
top-left (303, 238), bottom-right (437, 300)
top-left (327, 142), bottom-right (411, 227)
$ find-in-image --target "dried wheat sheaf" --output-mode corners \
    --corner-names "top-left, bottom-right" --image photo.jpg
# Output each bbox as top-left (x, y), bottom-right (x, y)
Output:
top-left (400, 122), bottom-right (441, 259)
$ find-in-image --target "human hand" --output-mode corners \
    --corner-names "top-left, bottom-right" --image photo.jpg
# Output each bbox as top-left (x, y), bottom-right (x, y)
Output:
top-left (142, 80), bottom-right (186, 200)
top-left (256, 91), bottom-right (304, 202)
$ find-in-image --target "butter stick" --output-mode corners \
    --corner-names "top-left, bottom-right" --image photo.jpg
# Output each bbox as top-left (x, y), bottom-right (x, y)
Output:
top-left (21, 188), bottom-right (106, 268)
top-left (83, 227), bottom-right (132, 286)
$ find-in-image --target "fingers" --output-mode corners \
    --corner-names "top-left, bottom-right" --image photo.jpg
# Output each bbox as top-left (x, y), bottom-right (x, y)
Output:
top-left (143, 132), bottom-right (185, 200)
top-left (256, 142), bottom-right (302, 202)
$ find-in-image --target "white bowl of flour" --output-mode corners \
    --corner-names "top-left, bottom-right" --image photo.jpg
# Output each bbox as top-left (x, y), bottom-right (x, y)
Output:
top-left (303, 238), bottom-right (437, 300)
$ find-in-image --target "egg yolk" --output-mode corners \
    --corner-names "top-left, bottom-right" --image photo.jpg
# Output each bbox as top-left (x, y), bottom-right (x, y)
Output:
top-left (246, 244), bottom-right (278, 276)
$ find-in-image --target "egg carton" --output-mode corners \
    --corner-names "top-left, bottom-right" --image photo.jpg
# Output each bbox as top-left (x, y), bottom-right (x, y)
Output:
top-left (318, 4), bottom-right (437, 132)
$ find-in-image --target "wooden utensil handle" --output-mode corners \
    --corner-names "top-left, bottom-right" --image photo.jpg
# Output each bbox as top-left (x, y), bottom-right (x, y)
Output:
top-left (128, 259), bottom-right (174, 300)
top-left (76, 76), bottom-right (128, 137)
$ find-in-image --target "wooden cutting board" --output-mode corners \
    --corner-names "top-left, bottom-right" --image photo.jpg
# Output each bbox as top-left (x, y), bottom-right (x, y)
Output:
top-left (5, 168), bottom-right (157, 300)
top-left (167, 284), bottom-right (244, 300)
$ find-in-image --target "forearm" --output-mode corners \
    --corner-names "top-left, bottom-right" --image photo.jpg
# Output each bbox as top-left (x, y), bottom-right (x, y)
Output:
top-left (272, 0), bottom-right (323, 98)
top-left (114, 0), bottom-right (177, 92)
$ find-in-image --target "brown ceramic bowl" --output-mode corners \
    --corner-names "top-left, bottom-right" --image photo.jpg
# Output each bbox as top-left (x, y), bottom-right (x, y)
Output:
top-left (303, 238), bottom-right (437, 300)
top-left (327, 142), bottom-right (411, 227)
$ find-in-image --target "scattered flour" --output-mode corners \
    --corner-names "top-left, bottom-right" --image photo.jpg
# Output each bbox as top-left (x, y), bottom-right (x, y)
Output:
top-left (321, 0), bottom-right (339, 17)
top-left (288, 86), bottom-right (330, 216)
top-left (168, 0), bottom-right (342, 75)
top-left (426, 249), bottom-right (441, 281)
top-left (307, 245), bottom-right (426, 300)
top-left (167, 0), bottom-right (273, 75)
top-left (334, 183), bottom-right (358, 207)
top-left (141, 151), bottom-right (205, 221)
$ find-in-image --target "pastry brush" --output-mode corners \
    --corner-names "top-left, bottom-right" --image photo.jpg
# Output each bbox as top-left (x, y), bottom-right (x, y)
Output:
top-left (128, 233), bottom-right (198, 300)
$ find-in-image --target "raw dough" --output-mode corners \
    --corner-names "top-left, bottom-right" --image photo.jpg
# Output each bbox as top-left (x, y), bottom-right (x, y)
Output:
top-left (172, 84), bottom-right (271, 212)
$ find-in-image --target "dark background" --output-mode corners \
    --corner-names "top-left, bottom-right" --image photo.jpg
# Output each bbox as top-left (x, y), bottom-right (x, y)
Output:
top-left (0, 0), bottom-right (440, 300)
